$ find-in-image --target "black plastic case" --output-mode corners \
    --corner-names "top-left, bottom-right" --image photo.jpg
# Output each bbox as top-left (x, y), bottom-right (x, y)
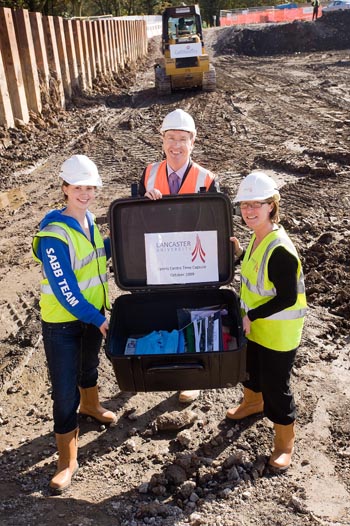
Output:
top-left (105, 193), bottom-right (247, 392)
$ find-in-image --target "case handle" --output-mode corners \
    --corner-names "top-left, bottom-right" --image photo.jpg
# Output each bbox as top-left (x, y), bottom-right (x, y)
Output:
top-left (147, 363), bottom-right (205, 374)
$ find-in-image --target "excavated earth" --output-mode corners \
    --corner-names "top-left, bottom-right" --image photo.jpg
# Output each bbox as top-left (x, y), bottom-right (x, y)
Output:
top-left (0, 12), bottom-right (350, 526)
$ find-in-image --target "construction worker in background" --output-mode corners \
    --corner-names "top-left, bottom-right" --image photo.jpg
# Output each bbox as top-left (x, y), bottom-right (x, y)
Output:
top-left (32, 155), bottom-right (117, 493)
top-left (177, 17), bottom-right (191, 36)
top-left (226, 171), bottom-right (307, 472)
top-left (312, 0), bottom-right (320, 20)
top-left (139, 108), bottom-right (219, 403)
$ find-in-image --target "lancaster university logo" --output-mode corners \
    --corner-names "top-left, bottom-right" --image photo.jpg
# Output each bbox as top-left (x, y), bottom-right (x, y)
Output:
top-left (192, 234), bottom-right (206, 263)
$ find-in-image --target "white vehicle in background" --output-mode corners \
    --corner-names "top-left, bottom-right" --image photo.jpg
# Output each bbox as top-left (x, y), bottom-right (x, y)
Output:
top-left (323, 0), bottom-right (350, 12)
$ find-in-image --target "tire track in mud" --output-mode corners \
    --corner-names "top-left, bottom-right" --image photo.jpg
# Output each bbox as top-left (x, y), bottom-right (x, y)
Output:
top-left (0, 289), bottom-right (42, 392)
top-left (215, 53), bottom-right (350, 160)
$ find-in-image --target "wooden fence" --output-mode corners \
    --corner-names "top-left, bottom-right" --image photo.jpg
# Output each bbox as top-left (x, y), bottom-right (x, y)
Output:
top-left (0, 8), bottom-right (148, 129)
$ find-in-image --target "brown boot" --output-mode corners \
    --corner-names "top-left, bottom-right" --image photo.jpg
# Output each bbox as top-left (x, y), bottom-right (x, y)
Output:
top-left (226, 387), bottom-right (264, 420)
top-left (268, 422), bottom-right (295, 472)
top-left (50, 427), bottom-right (79, 493)
top-left (178, 390), bottom-right (200, 403)
top-left (79, 386), bottom-right (117, 424)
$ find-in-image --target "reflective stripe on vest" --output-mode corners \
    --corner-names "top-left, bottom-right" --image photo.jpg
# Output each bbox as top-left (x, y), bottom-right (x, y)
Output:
top-left (240, 237), bottom-right (306, 297)
top-left (145, 160), bottom-right (214, 194)
top-left (240, 298), bottom-right (307, 321)
top-left (240, 227), bottom-right (307, 351)
top-left (37, 224), bottom-right (107, 274)
top-left (41, 274), bottom-right (108, 295)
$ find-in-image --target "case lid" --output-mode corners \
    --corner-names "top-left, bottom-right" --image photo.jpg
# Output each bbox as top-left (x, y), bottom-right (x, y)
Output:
top-left (108, 193), bottom-right (234, 291)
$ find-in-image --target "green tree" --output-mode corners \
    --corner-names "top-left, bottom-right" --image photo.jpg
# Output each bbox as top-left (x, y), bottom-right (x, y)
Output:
top-left (199, 0), bottom-right (233, 26)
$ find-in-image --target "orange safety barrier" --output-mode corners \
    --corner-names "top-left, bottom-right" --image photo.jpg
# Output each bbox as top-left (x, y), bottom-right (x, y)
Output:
top-left (220, 6), bottom-right (321, 26)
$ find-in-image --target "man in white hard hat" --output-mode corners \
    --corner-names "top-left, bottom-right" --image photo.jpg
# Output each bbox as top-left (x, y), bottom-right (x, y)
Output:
top-left (32, 155), bottom-right (117, 493)
top-left (139, 109), bottom-right (219, 404)
top-left (139, 108), bottom-right (219, 200)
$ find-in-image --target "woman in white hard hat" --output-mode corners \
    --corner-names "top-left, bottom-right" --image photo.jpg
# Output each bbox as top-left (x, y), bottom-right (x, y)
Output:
top-left (227, 171), bottom-right (307, 472)
top-left (32, 154), bottom-right (116, 493)
top-left (138, 108), bottom-right (219, 404)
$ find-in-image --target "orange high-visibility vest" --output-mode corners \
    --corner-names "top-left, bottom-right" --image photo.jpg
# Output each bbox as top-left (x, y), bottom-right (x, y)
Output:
top-left (144, 160), bottom-right (216, 194)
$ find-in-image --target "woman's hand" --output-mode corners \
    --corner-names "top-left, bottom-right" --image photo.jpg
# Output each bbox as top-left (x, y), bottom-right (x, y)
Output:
top-left (230, 236), bottom-right (243, 258)
top-left (99, 319), bottom-right (109, 338)
top-left (145, 188), bottom-right (163, 200)
top-left (243, 315), bottom-right (251, 335)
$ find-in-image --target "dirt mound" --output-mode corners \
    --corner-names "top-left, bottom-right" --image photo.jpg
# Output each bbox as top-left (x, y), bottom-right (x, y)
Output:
top-left (215, 11), bottom-right (350, 55)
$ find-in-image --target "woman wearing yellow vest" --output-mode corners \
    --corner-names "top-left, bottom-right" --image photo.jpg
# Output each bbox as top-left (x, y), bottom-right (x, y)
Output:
top-left (32, 155), bottom-right (116, 493)
top-left (226, 171), bottom-right (307, 472)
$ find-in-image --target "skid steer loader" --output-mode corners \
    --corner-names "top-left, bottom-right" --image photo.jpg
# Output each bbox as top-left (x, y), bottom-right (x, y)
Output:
top-left (155, 4), bottom-right (216, 95)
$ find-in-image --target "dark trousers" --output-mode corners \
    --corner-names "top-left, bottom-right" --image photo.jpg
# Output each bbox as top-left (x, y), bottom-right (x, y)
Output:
top-left (42, 320), bottom-right (102, 434)
top-left (243, 340), bottom-right (297, 425)
top-left (312, 6), bottom-right (319, 20)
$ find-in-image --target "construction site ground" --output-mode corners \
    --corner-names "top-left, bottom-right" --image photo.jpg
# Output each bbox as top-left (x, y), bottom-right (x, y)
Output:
top-left (0, 12), bottom-right (350, 526)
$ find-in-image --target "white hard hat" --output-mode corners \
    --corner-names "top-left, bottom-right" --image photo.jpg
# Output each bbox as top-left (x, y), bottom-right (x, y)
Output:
top-left (234, 171), bottom-right (280, 202)
top-left (160, 109), bottom-right (196, 135)
top-left (59, 155), bottom-right (102, 187)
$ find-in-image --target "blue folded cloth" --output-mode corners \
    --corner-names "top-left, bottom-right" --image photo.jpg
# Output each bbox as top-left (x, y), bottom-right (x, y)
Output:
top-left (135, 330), bottom-right (181, 355)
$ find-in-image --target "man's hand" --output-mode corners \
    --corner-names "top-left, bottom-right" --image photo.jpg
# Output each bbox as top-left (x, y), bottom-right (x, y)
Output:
top-left (145, 188), bottom-right (163, 200)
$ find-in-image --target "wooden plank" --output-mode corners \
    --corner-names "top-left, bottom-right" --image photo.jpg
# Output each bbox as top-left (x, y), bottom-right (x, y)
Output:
top-left (108, 20), bottom-right (116, 73)
top-left (132, 20), bottom-right (137, 62)
top-left (29, 12), bottom-right (50, 94)
top-left (106, 20), bottom-right (118, 73)
top-left (53, 16), bottom-right (72, 98)
top-left (71, 20), bottom-right (87, 91)
top-left (80, 20), bottom-right (92, 88)
top-left (112, 20), bottom-right (122, 68)
top-left (91, 21), bottom-right (102, 76)
top-left (0, 7), bottom-right (29, 123)
top-left (42, 14), bottom-right (65, 108)
top-left (95, 20), bottom-right (107, 76)
top-left (13, 9), bottom-right (42, 115)
top-left (101, 20), bottom-right (111, 74)
top-left (62, 19), bottom-right (79, 92)
top-left (85, 21), bottom-right (96, 82)
top-left (106, 19), bottom-right (117, 73)
top-left (117, 20), bottom-right (126, 69)
top-left (0, 46), bottom-right (14, 128)
top-left (125, 20), bottom-right (131, 63)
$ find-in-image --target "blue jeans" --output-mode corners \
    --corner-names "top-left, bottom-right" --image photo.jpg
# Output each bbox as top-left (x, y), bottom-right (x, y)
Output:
top-left (42, 320), bottom-right (102, 434)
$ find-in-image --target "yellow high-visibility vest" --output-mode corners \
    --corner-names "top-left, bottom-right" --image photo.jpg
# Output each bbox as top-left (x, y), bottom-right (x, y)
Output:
top-left (240, 226), bottom-right (307, 351)
top-left (32, 221), bottom-right (109, 322)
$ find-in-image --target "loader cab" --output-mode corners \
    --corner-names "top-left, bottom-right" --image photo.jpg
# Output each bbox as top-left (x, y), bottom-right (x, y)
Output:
top-left (162, 5), bottom-right (204, 52)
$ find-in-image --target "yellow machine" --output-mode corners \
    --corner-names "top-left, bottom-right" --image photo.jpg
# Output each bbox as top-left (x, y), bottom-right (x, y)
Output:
top-left (155, 4), bottom-right (216, 95)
